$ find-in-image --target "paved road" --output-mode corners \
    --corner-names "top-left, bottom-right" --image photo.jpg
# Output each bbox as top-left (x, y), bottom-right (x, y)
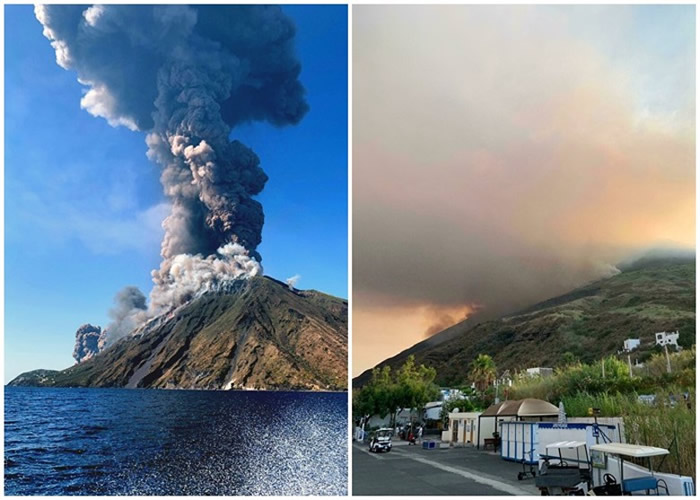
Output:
top-left (352, 442), bottom-right (539, 496)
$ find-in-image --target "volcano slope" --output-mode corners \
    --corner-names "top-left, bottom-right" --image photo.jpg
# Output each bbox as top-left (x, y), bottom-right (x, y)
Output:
top-left (10, 277), bottom-right (348, 391)
top-left (354, 257), bottom-right (695, 387)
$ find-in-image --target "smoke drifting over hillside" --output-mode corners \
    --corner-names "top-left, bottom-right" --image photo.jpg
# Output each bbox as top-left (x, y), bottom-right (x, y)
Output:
top-left (352, 5), bottom-right (695, 375)
top-left (101, 286), bottom-right (149, 348)
top-left (36, 5), bottom-right (307, 344)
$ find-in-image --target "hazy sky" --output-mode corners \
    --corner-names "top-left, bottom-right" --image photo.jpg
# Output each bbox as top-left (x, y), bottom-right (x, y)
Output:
top-left (5, 5), bottom-right (348, 382)
top-left (353, 5), bottom-right (695, 376)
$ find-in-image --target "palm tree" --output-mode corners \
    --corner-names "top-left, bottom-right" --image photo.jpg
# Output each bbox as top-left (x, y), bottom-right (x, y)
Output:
top-left (469, 354), bottom-right (496, 392)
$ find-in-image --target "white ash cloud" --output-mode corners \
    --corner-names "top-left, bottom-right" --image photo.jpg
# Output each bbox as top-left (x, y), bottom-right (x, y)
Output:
top-left (150, 243), bottom-right (261, 313)
top-left (285, 274), bottom-right (301, 290)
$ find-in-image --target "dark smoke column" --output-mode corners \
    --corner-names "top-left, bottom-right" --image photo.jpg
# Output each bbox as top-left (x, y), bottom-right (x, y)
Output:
top-left (36, 4), bottom-right (309, 316)
top-left (73, 324), bottom-right (104, 363)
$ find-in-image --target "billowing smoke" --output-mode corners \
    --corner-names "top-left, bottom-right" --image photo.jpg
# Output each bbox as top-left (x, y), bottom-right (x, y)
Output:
top-left (36, 5), bottom-right (308, 343)
top-left (150, 243), bottom-right (261, 312)
top-left (352, 6), bottom-right (694, 375)
top-left (101, 286), bottom-right (149, 348)
top-left (73, 324), bottom-right (105, 363)
top-left (285, 274), bottom-right (301, 290)
top-left (423, 306), bottom-right (472, 338)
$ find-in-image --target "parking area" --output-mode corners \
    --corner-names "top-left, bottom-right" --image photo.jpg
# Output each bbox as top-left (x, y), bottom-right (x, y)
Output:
top-left (352, 441), bottom-right (540, 496)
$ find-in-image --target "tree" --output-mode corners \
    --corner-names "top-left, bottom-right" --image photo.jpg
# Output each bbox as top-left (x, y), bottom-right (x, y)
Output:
top-left (469, 354), bottom-right (496, 392)
top-left (395, 355), bottom-right (440, 415)
top-left (353, 365), bottom-right (396, 424)
top-left (353, 356), bottom-right (440, 427)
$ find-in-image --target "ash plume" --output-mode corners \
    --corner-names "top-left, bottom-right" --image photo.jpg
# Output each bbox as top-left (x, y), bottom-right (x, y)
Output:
top-left (101, 286), bottom-right (149, 348)
top-left (36, 5), bottom-right (308, 341)
top-left (423, 306), bottom-right (471, 338)
top-left (73, 324), bottom-right (104, 363)
top-left (150, 243), bottom-right (261, 312)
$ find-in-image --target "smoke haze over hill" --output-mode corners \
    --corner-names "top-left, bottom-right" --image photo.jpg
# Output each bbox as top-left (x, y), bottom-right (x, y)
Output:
top-left (353, 5), bottom-right (695, 375)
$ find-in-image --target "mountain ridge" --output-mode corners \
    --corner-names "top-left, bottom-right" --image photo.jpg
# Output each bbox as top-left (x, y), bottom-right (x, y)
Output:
top-left (354, 255), bottom-right (695, 387)
top-left (9, 276), bottom-right (348, 391)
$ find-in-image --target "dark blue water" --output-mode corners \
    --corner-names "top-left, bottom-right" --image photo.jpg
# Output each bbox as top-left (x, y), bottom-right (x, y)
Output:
top-left (5, 387), bottom-right (348, 495)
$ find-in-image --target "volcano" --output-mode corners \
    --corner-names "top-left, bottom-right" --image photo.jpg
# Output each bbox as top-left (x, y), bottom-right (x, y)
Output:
top-left (9, 277), bottom-right (347, 391)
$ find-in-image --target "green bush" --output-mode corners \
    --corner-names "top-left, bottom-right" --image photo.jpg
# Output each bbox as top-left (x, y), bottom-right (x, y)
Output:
top-left (560, 391), bottom-right (694, 478)
top-left (508, 350), bottom-right (696, 479)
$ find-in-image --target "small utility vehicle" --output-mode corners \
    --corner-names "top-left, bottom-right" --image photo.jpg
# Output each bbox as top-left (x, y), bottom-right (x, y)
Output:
top-left (369, 428), bottom-right (393, 453)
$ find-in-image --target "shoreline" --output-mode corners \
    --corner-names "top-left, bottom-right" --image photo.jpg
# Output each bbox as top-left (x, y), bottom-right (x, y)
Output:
top-left (5, 384), bottom-right (349, 394)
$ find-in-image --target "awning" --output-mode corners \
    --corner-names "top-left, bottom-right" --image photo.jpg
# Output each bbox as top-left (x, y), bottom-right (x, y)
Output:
top-left (591, 443), bottom-right (670, 458)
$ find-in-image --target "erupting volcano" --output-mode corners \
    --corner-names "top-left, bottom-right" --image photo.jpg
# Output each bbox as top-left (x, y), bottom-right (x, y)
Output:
top-left (10, 5), bottom-right (348, 390)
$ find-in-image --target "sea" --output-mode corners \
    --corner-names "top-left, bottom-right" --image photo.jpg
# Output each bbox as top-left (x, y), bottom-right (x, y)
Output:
top-left (4, 387), bottom-right (348, 495)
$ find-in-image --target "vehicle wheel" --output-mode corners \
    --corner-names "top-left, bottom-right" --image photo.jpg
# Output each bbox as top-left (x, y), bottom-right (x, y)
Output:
top-left (517, 473), bottom-right (523, 481)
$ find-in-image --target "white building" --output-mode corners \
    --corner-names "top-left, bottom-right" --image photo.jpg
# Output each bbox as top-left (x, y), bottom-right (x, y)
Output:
top-left (655, 331), bottom-right (679, 348)
top-left (423, 401), bottom-right (443, 422)
top-left (526, 367), bottom-right (554, 378)
top-left (496, 369), bottom-right (513, 387)
top-left (623, 338), bottom-right (641, 352)
top-left (442, 411), bottom-right (497, 447)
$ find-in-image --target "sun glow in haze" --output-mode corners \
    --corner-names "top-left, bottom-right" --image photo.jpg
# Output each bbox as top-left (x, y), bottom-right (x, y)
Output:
top-left (352, 302), bottom-right (475, 377)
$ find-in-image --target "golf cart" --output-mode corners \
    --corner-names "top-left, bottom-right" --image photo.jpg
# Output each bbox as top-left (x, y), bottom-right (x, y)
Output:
top-left (369, 428), bottom-right (393, 453)
top-left (589, 443), bottom-right (670, 495)
top-left (535, 441), bottom-right (593, 495)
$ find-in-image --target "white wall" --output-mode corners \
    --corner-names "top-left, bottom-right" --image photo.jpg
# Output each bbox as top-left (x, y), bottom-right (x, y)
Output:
top-left (446, 412), bottom-right (499, 446)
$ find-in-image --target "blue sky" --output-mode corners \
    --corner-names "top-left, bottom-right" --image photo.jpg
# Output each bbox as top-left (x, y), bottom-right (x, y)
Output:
top-left (5, 5), bottom-right (348, 381)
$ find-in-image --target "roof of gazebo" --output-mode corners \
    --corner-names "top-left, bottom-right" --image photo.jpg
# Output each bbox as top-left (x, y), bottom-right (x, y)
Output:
top-left (481, 398), bottom-right (559, 418)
